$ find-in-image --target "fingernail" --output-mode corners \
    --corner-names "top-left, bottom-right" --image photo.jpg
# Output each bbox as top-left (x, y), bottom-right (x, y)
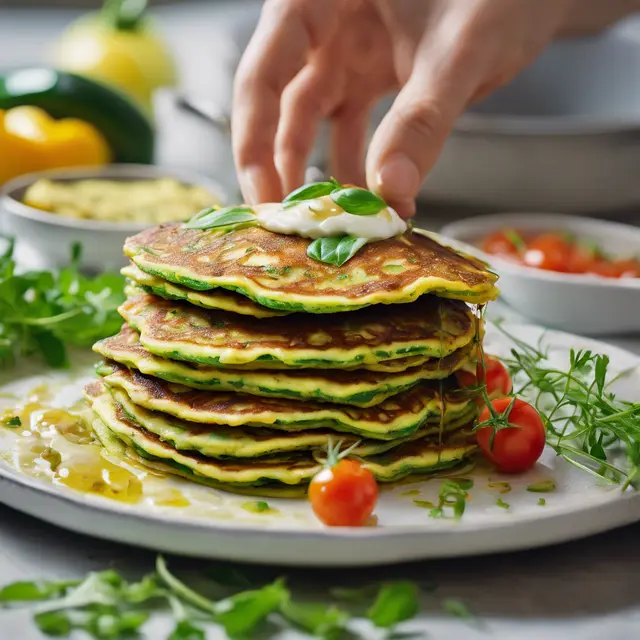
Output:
top-left (375, 153), bottom-right (421, 203)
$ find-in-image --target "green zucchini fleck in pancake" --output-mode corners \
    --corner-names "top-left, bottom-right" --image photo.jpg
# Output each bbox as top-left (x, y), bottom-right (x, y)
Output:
top-left (85, 382), bottom-right (477, 490)
top-left (89, 382), bottom-right (475, 459)
top-left (122, 263), bottom-right (289, 318)
top-left (124, 224), bottom-right (498, 314)
top-left (93, 326), bottom-right (476, 407)
top-left (119, 293), bottom-right (476, 369)
top-left (99, 362), bottom-right (477, 440)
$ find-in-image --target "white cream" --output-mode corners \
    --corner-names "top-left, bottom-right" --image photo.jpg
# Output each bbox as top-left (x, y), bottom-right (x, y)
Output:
top-left (254, 195), bottom-right (407, 241)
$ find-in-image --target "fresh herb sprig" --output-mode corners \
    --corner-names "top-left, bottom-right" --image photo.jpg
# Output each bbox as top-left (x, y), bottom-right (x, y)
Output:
top-left (428, 479), bottom-right (473, 519)
top-left (0, 556), bottom-right (428, 639)
top-left (493, 323), bottom-right (640, 489)
top-left (307, 236), bottom-right (368, 267)
top-left (183, 206), bottom-right (256, 231)
top-left (0, 239), bottom-right (125, 369)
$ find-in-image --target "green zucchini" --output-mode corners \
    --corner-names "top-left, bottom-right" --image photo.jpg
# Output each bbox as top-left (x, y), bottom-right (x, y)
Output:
top-left (0, 67), bottom-right (154, 164)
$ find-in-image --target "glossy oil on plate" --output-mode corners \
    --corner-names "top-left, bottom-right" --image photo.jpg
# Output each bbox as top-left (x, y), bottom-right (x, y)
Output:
top-left (0, 323), bottom-right (638, 567)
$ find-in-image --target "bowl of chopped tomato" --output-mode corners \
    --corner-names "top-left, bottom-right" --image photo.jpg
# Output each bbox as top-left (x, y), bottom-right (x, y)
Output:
top-left (441, 214), bottom-right (640, 335)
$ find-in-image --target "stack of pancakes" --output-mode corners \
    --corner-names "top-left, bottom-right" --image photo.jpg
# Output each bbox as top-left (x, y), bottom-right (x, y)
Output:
top-left (86, 223), bottom-right (499, 497)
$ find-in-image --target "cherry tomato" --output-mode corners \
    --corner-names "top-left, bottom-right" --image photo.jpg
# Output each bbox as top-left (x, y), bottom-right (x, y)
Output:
top-left (309, 458), bottom-right (378, 527)
top-left (588, 259), bottom-right (621, 279)
top-left (481, 230), bottom-right (522, 259)
top-left (456, 355), bottom-right (512, 402)
top-left (523, 233), bottom-right (572, 272)
top-left (565, 245), bottom-right (594, 274)
top-left (476, 397), bottom-right (546, 473)
top-left (613, 258), bottom-right (640, 279)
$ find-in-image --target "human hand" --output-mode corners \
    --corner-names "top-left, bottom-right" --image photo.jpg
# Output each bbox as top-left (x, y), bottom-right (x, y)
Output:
top-left (232, 0), bottom-right (633, 217)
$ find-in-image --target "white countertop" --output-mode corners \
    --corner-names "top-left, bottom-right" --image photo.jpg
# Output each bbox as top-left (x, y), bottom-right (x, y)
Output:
top-left (1, 2), bottom-right (640, 638)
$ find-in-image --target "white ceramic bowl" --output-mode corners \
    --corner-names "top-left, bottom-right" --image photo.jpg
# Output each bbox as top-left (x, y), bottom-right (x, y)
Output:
top-left (441, 214), bottom-right (640, 336)
top-left (0, 165), bottom-right (226, 273)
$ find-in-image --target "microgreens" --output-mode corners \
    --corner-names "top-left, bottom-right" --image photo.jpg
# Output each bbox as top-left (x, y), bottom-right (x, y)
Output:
top-left (319, 437), bottom-right (362, 468)
top-left (0, 555), bottom-right (436, 639)
top-left (492, 322), bottom-right (640, 489)
top-left (0, 239), bottom-right (125, 369)
top-left (428, 480), bottom-right (470, 519)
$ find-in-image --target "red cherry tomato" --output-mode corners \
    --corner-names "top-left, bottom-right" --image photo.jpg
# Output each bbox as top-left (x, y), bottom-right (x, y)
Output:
top-left (588, 259), bottom-right (621, 278)
top-left (481, 230), bottom-right (522, 259)
top-left (476, 397), bottom-right (546, 473)
top-left (456, 355), bottom-right (512, 403)
top-left (309, 458), bottom-right (378, 527)
top-left (523, 233), bottom-right (572, 272)
top-left (565, 245), bottom-right (594, 274)
top-left (613, 258), bottom-right (640, 279)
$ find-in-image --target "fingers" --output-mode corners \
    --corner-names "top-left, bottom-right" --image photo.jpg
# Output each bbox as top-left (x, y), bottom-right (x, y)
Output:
top-left (275, 54), bottom-right (344, 196)
top-left (329, 102), bottom-right (371, 187)
top-left (232, 0), bottom-right (340, 204)
top-left (366, 28), bottom-right (491, 217)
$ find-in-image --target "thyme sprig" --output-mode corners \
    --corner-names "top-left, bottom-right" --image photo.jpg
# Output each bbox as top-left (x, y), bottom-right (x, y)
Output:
top-left (493, 323), bottom-right (640, 489)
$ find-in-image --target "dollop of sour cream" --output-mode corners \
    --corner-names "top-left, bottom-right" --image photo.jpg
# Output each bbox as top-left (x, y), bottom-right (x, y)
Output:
top-left (254, 195), bottom-right (407, 241)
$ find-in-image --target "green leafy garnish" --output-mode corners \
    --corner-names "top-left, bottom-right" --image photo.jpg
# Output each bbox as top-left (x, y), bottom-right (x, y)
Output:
top-left (367, 582), bottom-right (419, 628)
top-left (494, 322), bottom-right (640, 489)
top-left (0, 556), bottom-right (437, 639)
top-left (442, 598), bottom-right (475, 621)
top-left (183, 206), bottom-right (256, 231)
top-left (5, 416), bottom-right (21, 427)
top-left (538, 498), bottom-right (547, 506)
top-left (283, 179), bottom-right (340, 204)
top-left (330, 187), bottom-right (387, 216)
top-left (307, 236), bottom-right (367, 267)
top-left (429, 480), bottom-right (469, 519)
top-left (526, 480), bottom-right (556, 493)
top-left (0, 239), bottom-right (125, 369)
top-left (504, 229), bottom-right (526, 254)
top-left (496, 498), bottom-right (510, 509)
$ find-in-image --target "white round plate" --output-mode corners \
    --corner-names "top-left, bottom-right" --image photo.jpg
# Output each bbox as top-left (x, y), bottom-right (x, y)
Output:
top-left (0, 323), bottom-right (639, 567)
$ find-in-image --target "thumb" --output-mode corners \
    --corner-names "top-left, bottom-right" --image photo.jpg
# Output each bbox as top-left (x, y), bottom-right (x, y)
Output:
top-left (366, 39), bottom-right (484, 217)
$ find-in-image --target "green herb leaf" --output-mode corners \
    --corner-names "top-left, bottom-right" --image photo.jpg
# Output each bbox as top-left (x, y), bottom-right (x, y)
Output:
top-left (526, 480), bottom-right (556, 493)
top-left (0, 579), bottom-right (78, 602)
top-left (367, 582), bottom-right (419, 628)
top-left (89, 608), bottom-right (149, 638)
top-left (168, 619), bottom-right (206, 640)
top-left (331, 187), bottom-right (387, 216)
top-left (442, 598), bottom-right (474, 620)
top-left (280, 597), bottom-right (347, 640)
top-left (452, 478), bottom-right (474, 491)
top-left (34, 610), bottom-right (72, 636)
top-left (283, 181), bottom-right (340, 204)
top-left (183, 206), bottom-right (256, 231)
top-left (496, 498), bottom-right (510, 509)
top-left (307, 236), bottom-right (367, 267)
top-left (5, 416), bottom-right (21, 427)
top-left (215, 578), bottom-right (288, 638)
top-left (156, 557), bottom-right (217, 615)
top-left (429, 481), bottom-right (468, 520)
top-left (0, 240), bottom-right (125, 370)
top-left (538, 498), bottom-right (547, 506)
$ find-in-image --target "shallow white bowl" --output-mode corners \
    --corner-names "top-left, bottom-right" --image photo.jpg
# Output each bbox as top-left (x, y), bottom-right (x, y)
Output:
top-left (441, 214), bottom-right (640, 336)
top-left (0, 165), bottom-right (226, 273)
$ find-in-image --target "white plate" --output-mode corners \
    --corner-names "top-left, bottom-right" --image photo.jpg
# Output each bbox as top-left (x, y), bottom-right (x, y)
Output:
top-left (0, 323), bottom-right (639, 567)
top-left (441, 214), bottom-right (640, 336)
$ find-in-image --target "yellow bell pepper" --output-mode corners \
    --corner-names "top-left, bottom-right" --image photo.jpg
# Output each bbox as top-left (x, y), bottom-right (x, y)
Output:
top-left (0, 106), bottom-right (111, 185)
top-left (52, 0), bottom-right (176, 114)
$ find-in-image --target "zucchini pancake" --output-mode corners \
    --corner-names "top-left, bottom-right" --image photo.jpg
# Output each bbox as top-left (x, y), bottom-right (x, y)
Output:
top-left (87, 183), bottom-right (498, 497)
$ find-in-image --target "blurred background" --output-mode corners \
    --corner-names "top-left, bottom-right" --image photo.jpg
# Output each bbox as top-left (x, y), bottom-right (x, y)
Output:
top-left (2, 0), bottom-right (640, 219)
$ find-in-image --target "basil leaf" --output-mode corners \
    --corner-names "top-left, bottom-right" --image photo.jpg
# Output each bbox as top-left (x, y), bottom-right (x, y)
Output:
top-left (279, 597), bottom-right (347, 640)
top-left (169, 620), bottom-right (206, 640)
top-left (183, 206), bottom-right (256, 231)
top-left (307, 236), bottom-right (367, 267)
top-left (367, 582), bottom-right (420, 628)
top-left (215, 578), bottom-right (288, 637)
top-left (331, 187), bottom-right (387, 216)
top-left (283, 181), bottom-right (340, 204)
top-left (34, 610), bottom-right (72, 636)
top-left (0, 579), bottom-right (78, 602)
